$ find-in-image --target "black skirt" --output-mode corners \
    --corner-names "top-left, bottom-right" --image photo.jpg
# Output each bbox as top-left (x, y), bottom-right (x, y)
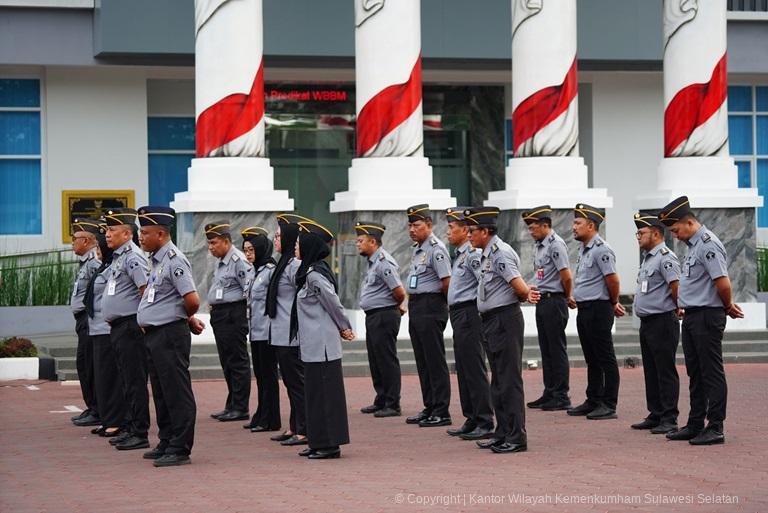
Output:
top-left (305, 359), bottom-right (350, 449)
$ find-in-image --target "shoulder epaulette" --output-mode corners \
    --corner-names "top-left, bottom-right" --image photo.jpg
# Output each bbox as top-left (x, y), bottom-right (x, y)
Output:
top-left (660, 248), bottom-right (669, 255)
top-left (491, 243), bottom-right (499, 253)
top-left (232, 254), bottom-right (240, 262)
top-left (307, 265), bottom-right (314, 273)
top-left (595, 240), bottom-right (604, 247)
top-left (412, 241), bottom-right (419, 248)
top-left (430, 237), bottom-right (438, 246)
top-left (168, 249), bottom-right (177, 259)
top-left (124, 246), bottom-right (132, 253)
top-left (702, 233), bottom-right (711, 243)
top-left (548, 234), bottom-right (555, 242)
top-left (266, 262), bottom-right (275, 269)
top-left (378, 253), bottom-right (386, 261)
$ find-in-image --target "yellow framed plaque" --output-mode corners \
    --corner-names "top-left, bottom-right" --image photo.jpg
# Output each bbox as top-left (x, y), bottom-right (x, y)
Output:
top-left (61, 190), bottom-right (135, 243)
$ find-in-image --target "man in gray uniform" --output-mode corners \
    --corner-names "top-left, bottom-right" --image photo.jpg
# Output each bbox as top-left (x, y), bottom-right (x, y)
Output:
top-left (69, 217), bottom-right (102, 427)
top-left (137, 206), bottom-right (203, 467)
top-left (206, 221), bottom-right (253, 422)
top-left (445, 207), bottom-right (493, 440)
top-left (404, 204), bottom-right (453, 427)
top-left (659, 196), bottom-right (743, 445)
top-left (567, 204), bottom-right (625, 421)
top-left (521, 205), bottom-right (573, 411)
top-left (102, 208), bottom-right (151, 451)
top-left (466, 207), bottom-right (539, 454)
top-left (631, 211), bottom-right (682, 435)
top-left (356, 221), bottom-right (406, 418)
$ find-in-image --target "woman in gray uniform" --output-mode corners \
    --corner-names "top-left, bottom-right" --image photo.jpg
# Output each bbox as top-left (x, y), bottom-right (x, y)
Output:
top-left (292, 219), bottom-right (355, 459)
top-left (265, 215), bottom-right (307, 446)
top-left (85, 228), bottom-right (126, 438)
top-left (241, 227), bottom-right (281, 433)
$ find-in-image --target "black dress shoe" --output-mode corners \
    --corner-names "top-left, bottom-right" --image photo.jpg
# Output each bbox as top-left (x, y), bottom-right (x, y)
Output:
top-left (586, 405), bottom-right (617, 420)
top-left (405, 411), bottom-right (429, 424)
top-left (541, 399), bottom-right (572, 411)
top-left (360, 404), bottom-right (382, 414)
top-left (143, 447), bottom-right (166, 460)
top-left (567, 401), bottom-right (597, 416)
top-left (308, 448), bottom-right (341, 459)
top-left (446, 423), bottom-right (475, 436)
top-left (491, 441), bottom-right (528, 454)
top-left (631, 418), bottom-right (660, 430)
top-left (298, 448), bottom-right (315, 457)
top-left (99, 427), bottom-right (124, 438)
top-left (210, 410), bottom-right (228, 419)
top-left (218, 410), bottom-right (249, 422)
top-left (666, 425), bottom-right (702, 441)
top-left (91, 426), bottom-right (106, 435)
top-left (71, 409), bottom-right (89, 422)
top-left (419, 416), bottom-right (451, 427)
top-left (459, 428), bottom-right (495, 441)
top-left (109, 431), bottom-right (132, 445)
top-left (249, 425), bottom-right (275, 433)
top-left (373, 407), bottom-right (401, 418)
top-left (476, 438), bottom-right (503, 449)
top-left (689, 427), bottom-right (725, 446)
top-left (270, 432), bottom-right (293, 442)
top-left (114, 436), bottom-right (150, 451)
top-left (526, 396), bottom-right (550, 409)
top-left (280, 435), bottom-right (308, 446)
top-left (153, 454), bottom-right (191, 467)
top-left (650, 422), bottom-right (678, 434)
top-left (73, 414), bottom-right (102, 427)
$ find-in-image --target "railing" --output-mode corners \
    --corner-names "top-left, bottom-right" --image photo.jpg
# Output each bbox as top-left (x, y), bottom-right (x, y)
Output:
top-left (0, 249), bottom-right (79, 306)
top-left (728, 0), bottom-right (768, 11)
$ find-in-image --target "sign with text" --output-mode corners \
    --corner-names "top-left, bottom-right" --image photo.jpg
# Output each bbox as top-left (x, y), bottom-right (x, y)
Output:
top-left (61, 190), bottom-right (135, 244)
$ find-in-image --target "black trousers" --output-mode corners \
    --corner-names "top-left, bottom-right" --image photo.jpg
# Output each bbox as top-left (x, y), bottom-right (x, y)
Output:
top-left (534, 295), bottom-right (570, 400)
top-left (91, 334), bottom-right (126, 428)
top-left (74, 311), bottom-right (98, 415)
top-left (249, 340), bottom-right (281, 430)
top-left (639, 311), bottom-right (680, 424)
top-left (364, 307), bottom-right (402, 410)
top-left (145, 319), bottom-right (197, 456)
top-left (274, 345), bottom-right (306, 436)
top-left (305, 359), bottom-right (350, 450)
top-left (480, 304), bottom-right (526, 444)
top-left (408, 293), bottom-right (451, 417)
top-left (210, 301), bottom-right (251, 413)
top-left (110, 315), bottom-right (150, 438)
top-left (576, 300), bottom-right (620, 410)
top-left (450, 302), bottom-right (493, 430)
top-left (681, 307), bottom-right (727, 431)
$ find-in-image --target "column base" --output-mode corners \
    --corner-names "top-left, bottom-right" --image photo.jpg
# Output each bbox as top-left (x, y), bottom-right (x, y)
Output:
top-left (171, 157), bottom-right (294, 212)
top-left (486, 156), bottom-right (612, 209)
top-left (329, 157), bottom-right (455, 212)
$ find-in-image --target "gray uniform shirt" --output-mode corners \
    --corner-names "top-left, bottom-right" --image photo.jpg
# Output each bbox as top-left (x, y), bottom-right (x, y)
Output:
top-left (248, 263), bottom-right (275, 342)
top-left (532, 231), bottom-right (570, 293)
top-left (679, 225), bottom-right (728, 309)
top-left (633, 242), bottom-right (681, 317)
top-left (573, 235), bottom-right (616, 302)
top-left (407, 235), bottom-right (451, 295)
top-left (102, 241), bottom-right (149, 322)
top-left (359, 247), bottom-right (402, 312)
top-left (447, 241), bottom-right (481, 306)
top-left (297, 270), bottom-right (352, 363)
top-left (477, 235), bottom-right (522, 313)
top-left (88, 270), bottom-right (111, 336)
top-left (71, 247), bottom-right (100, 314)
top-left (269, 259), bottom-right (300, 347)
top-left (207, 245), bottom-right (253, 305)
top-left (137, 241), bottom-right (197, 328)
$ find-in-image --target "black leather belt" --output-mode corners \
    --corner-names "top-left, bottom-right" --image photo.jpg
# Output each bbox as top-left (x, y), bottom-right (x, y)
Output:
top-left (108, 314), bottom-right (137, 326)
top-left (409, 293), bottom-right (443, 302)
top-left (479, 302), bottom-right (520, 321)
top-left (143, 318), bottom-right (187, 333)
top-left (539, 292), bottom-right (565, 300)
top-left (450, 300), bottom-right (477, 311)
top-left (210, 300), bottom-right (246, 311)
top-left (364, 305), bottom-right (399, 315)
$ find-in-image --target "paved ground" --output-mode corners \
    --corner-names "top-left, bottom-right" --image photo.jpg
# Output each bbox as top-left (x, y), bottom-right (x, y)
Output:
top-left (1, 364), bottom-right (766, 513)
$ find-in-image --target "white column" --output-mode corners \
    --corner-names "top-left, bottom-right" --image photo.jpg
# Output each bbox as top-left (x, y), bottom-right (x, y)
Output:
top-left (329, 0), bottom-right (454, 212)
top-left (486, 0), bottom-right (610, 209)
top-left (172, 0), bottom-right (292, 212)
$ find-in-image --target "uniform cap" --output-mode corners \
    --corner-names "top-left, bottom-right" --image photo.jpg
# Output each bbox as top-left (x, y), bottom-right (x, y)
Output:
top-left (521, 205), bottom-right (553, 225)
top-left (658, 196), bottom-right (694, 226)
top-left (103, 208), bottom-right (138, 227)
top-left (463, 206), bottom-right (500, 227)
top-left (71, 217), bottom-right (102, 234)
top-left (407, 204), bottom-right (431, 223)
top-left (574, 203), bottom-right (605, 226)
top-left (355, 221), bottom-right (385, 237)
top-left (137, 206), bottom-right (175, 227)
top-left (204, 220), bottom-right (230, 239)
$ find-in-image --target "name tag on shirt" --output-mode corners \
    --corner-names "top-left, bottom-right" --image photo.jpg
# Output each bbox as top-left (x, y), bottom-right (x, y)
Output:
top-left (537, 267), bottom-right (544, 281)
top-left (147, 287), bottom-right (156, 303)
top-left (107, 280), bottom-right (116, 296)
top-left (408, 275), bottom-right (418, 289)
top-left (641, 280), bottom-right (648, 293)
top-left (72, 282), bottom-right (78, 296)
top-left (215, 288), bottom-right (223, 300)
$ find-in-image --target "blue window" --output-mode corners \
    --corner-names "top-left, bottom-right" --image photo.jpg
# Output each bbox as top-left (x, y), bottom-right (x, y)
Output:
top-left (0, 78), bottom-right (42, 235)
top-left (756, 86), bottom-right (768, 112)
top-left (758, 159), bottom-right (768, 228)
top-left (757, 115), bottom-right (768, 155)
top-left (736, 160), bottom-right (751, 188)
top-left (728, 86), bottom-right (752, 112)
top-left (728, 115), bottom-right (753, 155)
top-left (147, 116), bottom-right (194, 207)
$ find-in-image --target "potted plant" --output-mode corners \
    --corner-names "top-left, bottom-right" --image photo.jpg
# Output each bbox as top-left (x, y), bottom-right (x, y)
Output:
top-left (0, 337), bottom-right (40, 380)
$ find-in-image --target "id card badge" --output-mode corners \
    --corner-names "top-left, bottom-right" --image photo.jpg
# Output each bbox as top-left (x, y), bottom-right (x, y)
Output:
top-left (147, 287), bottom-right (156, 303)
top-left (537, 267), bottom-right (544, 281)
top-left (215, 288), bottom-right (224, 300)
top-left (408, 275), bottom-right (418, 289)
top-left (72, 281), bottom-right (78, 296)
top-left (107, 280), bottom-right (116, 296)
top-left (641, 280), bottom-right (648, 293)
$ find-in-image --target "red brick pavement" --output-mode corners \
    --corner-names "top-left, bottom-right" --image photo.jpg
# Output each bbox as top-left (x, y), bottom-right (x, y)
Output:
top-left (1, 364), bottom-right (766, 513)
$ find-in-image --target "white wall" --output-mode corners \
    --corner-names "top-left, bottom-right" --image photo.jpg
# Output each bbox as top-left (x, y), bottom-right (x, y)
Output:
top-left (0, 66), bottom-right (149, 254)
top-left (589, 72), bottom-right (665, 294)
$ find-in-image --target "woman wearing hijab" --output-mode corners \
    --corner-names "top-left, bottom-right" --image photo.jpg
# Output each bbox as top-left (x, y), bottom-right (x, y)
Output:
top-left (85, 226), bottom-right (127, 438)
top-left (264, 214), bottom-right (307, 446)
top-left (241, 226), bottom-right (281, 433)
top-left (293, 219), bottom-right (355, 459)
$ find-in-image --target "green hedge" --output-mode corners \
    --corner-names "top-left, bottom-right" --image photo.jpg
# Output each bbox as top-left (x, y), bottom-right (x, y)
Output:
top-left (0, 250), bottom-right (78, 306)
top-left (759, 247), bottom-right (768, 293)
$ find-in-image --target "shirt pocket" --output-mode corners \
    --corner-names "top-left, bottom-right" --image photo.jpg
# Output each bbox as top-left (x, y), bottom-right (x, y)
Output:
top-left (414, 263), bottom-right (428, 275)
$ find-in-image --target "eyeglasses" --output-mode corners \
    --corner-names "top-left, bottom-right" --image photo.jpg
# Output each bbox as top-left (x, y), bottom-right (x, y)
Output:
top-left (635, 231), bottom-right (650, 238)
